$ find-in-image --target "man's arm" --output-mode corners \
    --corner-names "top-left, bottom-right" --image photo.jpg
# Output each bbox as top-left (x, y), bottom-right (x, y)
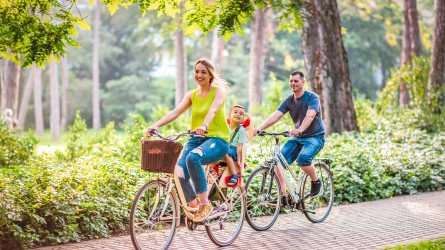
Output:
top-left (291, 110), bottom-right (317, 136)
top-left (257, 111), bottom-right (284, 131)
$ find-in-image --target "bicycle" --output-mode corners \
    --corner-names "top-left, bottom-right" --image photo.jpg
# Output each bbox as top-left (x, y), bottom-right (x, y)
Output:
top-left (130, 130), bottom-right (246, 250)
top-left (244, 130), bottom-right (334, 231)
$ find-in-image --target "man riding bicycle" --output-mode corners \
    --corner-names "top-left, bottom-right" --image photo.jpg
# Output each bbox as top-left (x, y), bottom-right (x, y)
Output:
top-left (255, 71), bottom-right (325, 205)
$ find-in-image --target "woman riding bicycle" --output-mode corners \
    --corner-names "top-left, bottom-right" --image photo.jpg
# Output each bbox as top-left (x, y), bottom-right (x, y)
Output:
top-left (146, 58), bottom-right (230, 223)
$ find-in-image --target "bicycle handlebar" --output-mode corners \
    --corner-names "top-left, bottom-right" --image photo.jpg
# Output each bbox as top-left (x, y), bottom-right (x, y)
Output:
top-left (148, 130), bottom-right (205, 141)
top-left (256, 130), bottom-right (291, 137)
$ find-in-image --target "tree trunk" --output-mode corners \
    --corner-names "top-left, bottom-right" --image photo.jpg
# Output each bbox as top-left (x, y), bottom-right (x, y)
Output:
top-left (211, 30), bottom-right (218, 63)
top-left (248, 7), bottom-right (272, 112)
top-left (211, 31), bottom-right (225, 67)
top-left (302, 0), bottom-right (358, 134)
top-left (92, 0), bottom-right (101, 130)
top-left (18, 69), bottom-right (34, 128)
top-left (0, 60), bottom-right (3, 105)
top-left (400, 0), bottom-right (421, 108)
top-left (50, 59), bottom-right (60, 139)
top-left (399, 0), bottom-right (412, 108)
top-left (175, 3), bottom-right (187, 106)
top-left (429, 0), bottom-right (445, 88)
top-left (407, 0), bottom-right (421, 57)
top-left (34, 66), bottom-right (44, 137)
top-left (1, 60), bottom-right (20, 124)
top-left (401, 2), bottom-right (412, 66)
top-left (60, 56), bottom-right (69, 130)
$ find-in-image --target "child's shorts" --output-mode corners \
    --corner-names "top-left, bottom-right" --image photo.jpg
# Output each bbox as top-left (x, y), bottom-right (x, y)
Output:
top-left (227, 145), bottom-right (237, 161)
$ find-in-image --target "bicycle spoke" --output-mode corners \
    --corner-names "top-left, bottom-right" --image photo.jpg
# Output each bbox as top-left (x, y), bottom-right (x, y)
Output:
top-left (245, 167), bottom-right (282, 231)
top-left (130, 180), bottom-right (178, 250)
top-left (300, 163), bottom-right (334, 223)
top-left (205, 187), bottom-right (245, 246)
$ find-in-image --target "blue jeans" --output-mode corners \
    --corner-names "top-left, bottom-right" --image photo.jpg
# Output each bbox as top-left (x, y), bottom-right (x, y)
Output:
top-left (177, 137), bottom-right (229, 203)
top-left (281, 136), bottom-right (325, 167)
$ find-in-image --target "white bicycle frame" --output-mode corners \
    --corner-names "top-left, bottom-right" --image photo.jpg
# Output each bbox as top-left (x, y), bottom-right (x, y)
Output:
top-left (270, 142), bottom-right (305, 204)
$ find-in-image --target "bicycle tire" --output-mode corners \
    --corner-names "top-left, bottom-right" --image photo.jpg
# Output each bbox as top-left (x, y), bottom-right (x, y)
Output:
top-left (205, 186), bottom-right (245, 246)
top-left (244, 166), bottom-right (282, 231)
top-left (130, 179), bottom-right (178, 250)
top-left (300, 162), bottom-right (334, 223)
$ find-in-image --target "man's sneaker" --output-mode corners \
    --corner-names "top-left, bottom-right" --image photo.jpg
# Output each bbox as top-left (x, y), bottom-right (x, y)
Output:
top-left (309, 179), bottom-right (323, 197)
top-left (193, 203), bottom-right (213, 222)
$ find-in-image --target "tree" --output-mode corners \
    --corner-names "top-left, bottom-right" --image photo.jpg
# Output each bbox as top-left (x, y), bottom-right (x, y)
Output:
top-left (400, 0), bottom-right (421, 108)
top-left (302, 0), bottom-right (358, 134)
top-left (211, 31), bottom-right (225, 67)
top-left (18, 69), bottom-right (33, 128)
top-left (339, 0), bottom-right (402, 99)
top-left (1, 60), bottom-right (20, 121)
top-left (248, 7), bottom-right (272, 111)
top-left (1, 1), bottom-right (88, 132)
top-left (60, 56), bottom-right (69, 130)
top-left (429, 0), bottom-right (445, 89)
top-left (92, 0), bottom-right (101, 130)
top-left (34, 66), bottom-right (44, 137)
top-left (0, 0), bottom-right (88, 67)
top-left (175, 2), bottom-right (187, 105)
top-left (49, 59), bottom-right (60, 139)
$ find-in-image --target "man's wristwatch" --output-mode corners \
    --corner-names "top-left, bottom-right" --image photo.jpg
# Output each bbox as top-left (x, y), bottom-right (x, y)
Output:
top-left (202, 123), bottom-right (209, 130)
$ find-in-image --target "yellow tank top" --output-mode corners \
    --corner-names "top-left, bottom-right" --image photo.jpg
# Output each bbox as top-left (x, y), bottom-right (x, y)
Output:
top-left (191, 87), bottom-right (230, 142)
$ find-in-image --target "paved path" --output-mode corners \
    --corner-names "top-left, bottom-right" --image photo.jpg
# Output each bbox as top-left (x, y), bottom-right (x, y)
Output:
top-left (36, 191), bottom-right (445, 250)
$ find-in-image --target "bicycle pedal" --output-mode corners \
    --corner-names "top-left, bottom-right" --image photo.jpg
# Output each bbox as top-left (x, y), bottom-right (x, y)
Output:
top-left (295, 202), bottom-right (302, 211)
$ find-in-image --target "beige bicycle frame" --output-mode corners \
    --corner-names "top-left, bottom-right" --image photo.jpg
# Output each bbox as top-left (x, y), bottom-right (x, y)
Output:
top-left (168, 164), bottom-right (240, 221)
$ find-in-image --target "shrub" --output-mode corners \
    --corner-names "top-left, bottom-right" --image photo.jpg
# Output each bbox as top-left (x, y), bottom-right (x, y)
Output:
top-left (0, 121), bottom-right (38, 167)
top-left (376, 56), bottom-right (445, 133)
top-left (1, 108), bottom-right (445, 248)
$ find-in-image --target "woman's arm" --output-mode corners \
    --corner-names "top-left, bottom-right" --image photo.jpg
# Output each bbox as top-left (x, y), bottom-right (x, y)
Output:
top-left (146, 91), bottom-right (192, 134)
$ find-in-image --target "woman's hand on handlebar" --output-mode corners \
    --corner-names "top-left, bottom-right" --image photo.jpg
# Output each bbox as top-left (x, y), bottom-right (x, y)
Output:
top-left (195, 124), bottom-right (207, 136)
top-left (254, 128), bottom-right (262, 136)
top-left (145, 126), bottom-right (159, 137)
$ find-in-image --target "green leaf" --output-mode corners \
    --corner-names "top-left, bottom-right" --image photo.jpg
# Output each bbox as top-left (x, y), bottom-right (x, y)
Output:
top-left (76, 19), bottom-right (91, 31)
top-left (107, 3), bottom-right (120, 15)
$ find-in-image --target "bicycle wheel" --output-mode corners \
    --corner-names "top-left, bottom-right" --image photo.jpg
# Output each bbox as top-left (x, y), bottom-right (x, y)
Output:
top-left (300, 162), bottom-right (334, 223)
top-left (205, 186), bottom-right (245, 246)
top-left (130, 179), bottom-right (178, 250)
top-left (245, 166), bottom-right (282, 231)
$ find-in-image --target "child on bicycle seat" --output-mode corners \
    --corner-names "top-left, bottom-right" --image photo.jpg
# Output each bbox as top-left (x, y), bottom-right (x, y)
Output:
top-left (224, 105), bottom-right (248, 186)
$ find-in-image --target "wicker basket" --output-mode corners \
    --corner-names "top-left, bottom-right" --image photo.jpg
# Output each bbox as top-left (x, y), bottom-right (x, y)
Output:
top-left (141, 140), bottom-right (183, 173)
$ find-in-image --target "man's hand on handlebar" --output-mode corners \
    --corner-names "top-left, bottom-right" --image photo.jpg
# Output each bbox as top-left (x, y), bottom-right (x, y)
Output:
top-left (290, 128), bottom-right (303, 137)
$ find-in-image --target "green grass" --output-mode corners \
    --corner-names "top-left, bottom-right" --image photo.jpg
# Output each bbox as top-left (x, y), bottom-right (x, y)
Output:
top-left (384, 237), bottom-right (445, 250)
top-left (37, 130), bottom-right (68, 147)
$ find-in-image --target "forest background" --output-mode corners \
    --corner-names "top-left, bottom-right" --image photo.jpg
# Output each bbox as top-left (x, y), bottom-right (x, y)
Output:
top-left (0, 0), bottom-right (439, 133)
top-left (1, 0), bottom-right (445, 249)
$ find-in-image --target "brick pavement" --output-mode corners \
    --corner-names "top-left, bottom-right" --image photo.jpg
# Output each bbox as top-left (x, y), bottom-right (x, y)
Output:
top-left (36, 190), bottom-right (445, 250)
